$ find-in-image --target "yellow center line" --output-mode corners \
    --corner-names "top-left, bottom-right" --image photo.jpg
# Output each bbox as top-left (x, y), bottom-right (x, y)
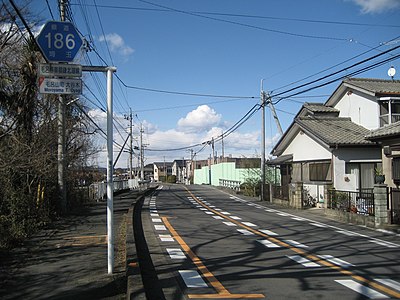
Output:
top-left (184, 187), bottom-right (400, 299)
top-left (162, 217), bottom-right (265, 299)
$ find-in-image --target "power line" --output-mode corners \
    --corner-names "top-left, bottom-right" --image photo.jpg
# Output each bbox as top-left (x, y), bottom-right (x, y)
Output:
top-left (271, 43), bottom-right (400, 101)
top-left (137, 0), bottom-right (349, 41)
top-left (70, 3), bottom-right (400, 28)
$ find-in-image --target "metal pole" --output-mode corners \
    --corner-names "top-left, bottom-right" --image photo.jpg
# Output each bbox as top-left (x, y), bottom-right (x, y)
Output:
top-left (261, 80), bottom-right (266, 201)
top-left (106, 67), bottom-right (116, 274)
top-left (129, 108), bottom-right (133, 179)
top-left (140, 125), bottom-right (144, 180)
top-left (58, 0), bottom-right (67, 214)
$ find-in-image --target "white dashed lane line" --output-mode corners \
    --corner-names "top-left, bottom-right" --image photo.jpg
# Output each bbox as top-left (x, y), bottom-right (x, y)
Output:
top-left (317, 255), bottom-right (354, 268)
top-left (178, 270), bottom-right (208, 288)
top-left (167, 248), bottom-right (186, 260)
top-left (335, 280), bottom-right (389, 299)
top-left (287, 255), bottom-right (320, 268)
top-left (257, 239), bottom-right (281, 248)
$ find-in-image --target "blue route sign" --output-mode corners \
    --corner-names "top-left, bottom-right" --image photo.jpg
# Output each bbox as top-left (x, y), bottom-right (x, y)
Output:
top-left (36, 21), bottom-right (83, 63)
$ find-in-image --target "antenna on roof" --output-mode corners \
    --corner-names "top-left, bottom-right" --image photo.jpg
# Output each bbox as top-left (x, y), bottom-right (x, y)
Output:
top-left (388, 66), bottom-right (396, 81)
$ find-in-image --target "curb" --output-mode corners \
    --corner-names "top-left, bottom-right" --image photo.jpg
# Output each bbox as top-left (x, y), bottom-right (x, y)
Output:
top-left (126, 187), bottom-right (161, 300)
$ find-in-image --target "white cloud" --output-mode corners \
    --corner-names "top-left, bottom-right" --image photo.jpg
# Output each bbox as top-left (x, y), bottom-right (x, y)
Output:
top-left (177, 105), bottom-right (222, 133)
top-left (348, 0), bottom-right (400, 13)
top-left (98, 33), bottom-right (134, 57)
top-left (86, 107), bottom-right (268, 168)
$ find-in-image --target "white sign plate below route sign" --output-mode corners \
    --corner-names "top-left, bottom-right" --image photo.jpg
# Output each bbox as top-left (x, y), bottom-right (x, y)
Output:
top-left (38, 77), bottom-right (82, 95)
top-left (39, 63), bottom-right (82, 77)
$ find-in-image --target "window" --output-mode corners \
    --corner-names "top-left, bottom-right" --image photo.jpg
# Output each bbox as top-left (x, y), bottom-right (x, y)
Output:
top-left (379, 100), bottom-right (400, 127)
top-left (309, 162), bottom-right (331, 181)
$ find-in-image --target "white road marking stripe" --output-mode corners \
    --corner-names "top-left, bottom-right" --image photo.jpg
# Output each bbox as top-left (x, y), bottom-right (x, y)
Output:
top-left (221, 211), bottom-right (231, 215)
top-left (257, 239), bottom-right (280, 248)
top-left (318, 255), bottom-right (354, 268)
top-left (167, 248), bottom-right (186, 260)
top-left (205, 211), bottom-right (214, 215)
top-left (287, 255), bottom-right (320, 267)
top-left (199, 208), bottom-right (207, 211)
top-left (230, 216), bottom-right (242, 220)
top-left (265, 209), bottom-right (276, 212)
top-left (336, 230), bottom-right (360, 236)
top-left (152, 218), bottom-right (162, 223)
top-left (310, 223), bottom-right (325, 228)
top-left (284, 240), bottom-right (308, 248)
top-left (242, 222), bottom-right (257, 227)
top-left (213, 216), bottom-right (224, 220)
top-left (292, 217), bottom-right (306, 221)
top-left (179, 270), bottom-right (208, 288)
top-left (209, 205), bottom-right (216, 208)
top-left (237, 229), bottom-right (254, 235)
top-left (259, 229), bottom-right (278, 236)
top-left (150, 213), bottom-right (159, 217)
top-left (374, 279), bottom-right (400, 291)
top-left (154, 225), bottom-right (167, 231)
top-left (223, 221), bottom-right (237, 226)
top-left (335, 280), bottom-right (389, 299)
top-left (159, 234), bottom-right (174, 242)
top-left (277, 212), bottom-right (290, 216)
top-left (369, 239), bottom-right (398, 248)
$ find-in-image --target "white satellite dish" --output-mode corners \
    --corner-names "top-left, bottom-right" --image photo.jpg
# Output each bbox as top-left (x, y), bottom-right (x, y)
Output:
top-left (388, 66), bottom-right (396, 78)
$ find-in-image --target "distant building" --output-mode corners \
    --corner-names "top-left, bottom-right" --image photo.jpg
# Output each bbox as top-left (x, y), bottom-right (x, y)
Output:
top-left (153, 161), bottom-right (173, 182)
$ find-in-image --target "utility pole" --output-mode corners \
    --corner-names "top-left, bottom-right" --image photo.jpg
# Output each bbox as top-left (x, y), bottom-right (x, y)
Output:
top-left (58, 0), bottom-right (67, 213)
top-left (211, 137), bottom-right (215, 164)
top-left (221, 131), bottom-right (225, 161)
top-left (140, 125), bottom-right (144, 180)
top-left (125, 108), bottom-right (133, 179)
top-left (261, 80), bottom-right (266, 201)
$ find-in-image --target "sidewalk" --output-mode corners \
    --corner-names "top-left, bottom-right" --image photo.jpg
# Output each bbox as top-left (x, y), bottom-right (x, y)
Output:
top-left (0, 189), bottom-right (141, 300)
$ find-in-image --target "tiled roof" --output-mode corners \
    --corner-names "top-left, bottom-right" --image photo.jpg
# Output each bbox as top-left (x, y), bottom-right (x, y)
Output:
top-left (303, 103), bottom-right (338, 113)
top-left (365, 121), bottom-right (400, 140)
top-left (295, 116), bottom-right (375, 146)
top-left (344, 78), bottom-right (400, 95)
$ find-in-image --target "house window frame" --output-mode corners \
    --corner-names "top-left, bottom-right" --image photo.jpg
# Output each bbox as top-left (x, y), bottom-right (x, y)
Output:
top-left (379, 98), bottom-right (400, 127)
top-left (308, 161), bottom-right (331, 182)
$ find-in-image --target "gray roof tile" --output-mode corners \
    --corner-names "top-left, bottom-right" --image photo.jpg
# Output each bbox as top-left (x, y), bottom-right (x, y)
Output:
top-left (365, 121), bottom-right (400, 139)
top-left (296, 116), bottom-right (375, 146)
top-left (344, 78), bottom-right (400, 95)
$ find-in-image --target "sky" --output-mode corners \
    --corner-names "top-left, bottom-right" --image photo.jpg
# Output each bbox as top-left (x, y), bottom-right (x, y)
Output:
top-left (26, 0), bottom-right (400, 168)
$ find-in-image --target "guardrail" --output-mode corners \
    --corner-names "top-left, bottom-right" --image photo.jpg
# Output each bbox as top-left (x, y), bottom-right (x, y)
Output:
top-left (88, 178), bottom-right (150, 201)
top-left (219, 179), bottom-right (241, 191)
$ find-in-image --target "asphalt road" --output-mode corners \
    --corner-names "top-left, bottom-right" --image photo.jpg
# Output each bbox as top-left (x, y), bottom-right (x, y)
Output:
top-left (142, 184), bottom-right (400, 300)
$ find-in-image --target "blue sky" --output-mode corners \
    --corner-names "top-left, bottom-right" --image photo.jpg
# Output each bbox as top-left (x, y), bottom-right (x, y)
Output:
top-left (28, 0), bottom-right (400, 168)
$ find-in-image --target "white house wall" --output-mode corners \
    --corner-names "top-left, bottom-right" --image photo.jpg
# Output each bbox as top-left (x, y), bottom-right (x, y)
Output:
top-left (333, 90), bottom-right (379, 130)
top-left (282, 131), bottom-right (331, 162)
top-left (332, 148), bottom-right (381, 191)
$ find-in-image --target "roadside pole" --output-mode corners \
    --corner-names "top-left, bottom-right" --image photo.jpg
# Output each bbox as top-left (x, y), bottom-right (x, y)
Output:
top-left (106, 67), bottom-right (115, 274)
top-left (260, 80), bottom-right (266, 201)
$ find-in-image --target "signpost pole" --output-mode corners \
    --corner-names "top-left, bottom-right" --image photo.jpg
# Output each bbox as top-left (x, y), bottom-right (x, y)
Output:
top-left (58, 0), bottom-right (67, 214)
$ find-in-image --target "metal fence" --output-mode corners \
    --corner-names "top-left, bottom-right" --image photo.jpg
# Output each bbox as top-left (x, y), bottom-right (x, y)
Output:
top-left (389, 188), bottom-right (400, 224)
top-left (219, 179), bottom-right (241, 191)
top-left (272, 185), bottom-right (289, 201)
top-left (327, 189), bottom-right (374, 216)
top-left (87, 179), bottom-right (143, 201)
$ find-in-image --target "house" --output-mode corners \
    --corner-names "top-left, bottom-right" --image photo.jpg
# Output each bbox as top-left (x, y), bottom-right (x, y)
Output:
top-left (172, 160), bottom-right (187, 183)
top-left (153, 161), bottom-right (173, 182)
top-left (365, 121), bottom-right (400, 224)
top-left (269, 78), bottom-right (400, 204)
